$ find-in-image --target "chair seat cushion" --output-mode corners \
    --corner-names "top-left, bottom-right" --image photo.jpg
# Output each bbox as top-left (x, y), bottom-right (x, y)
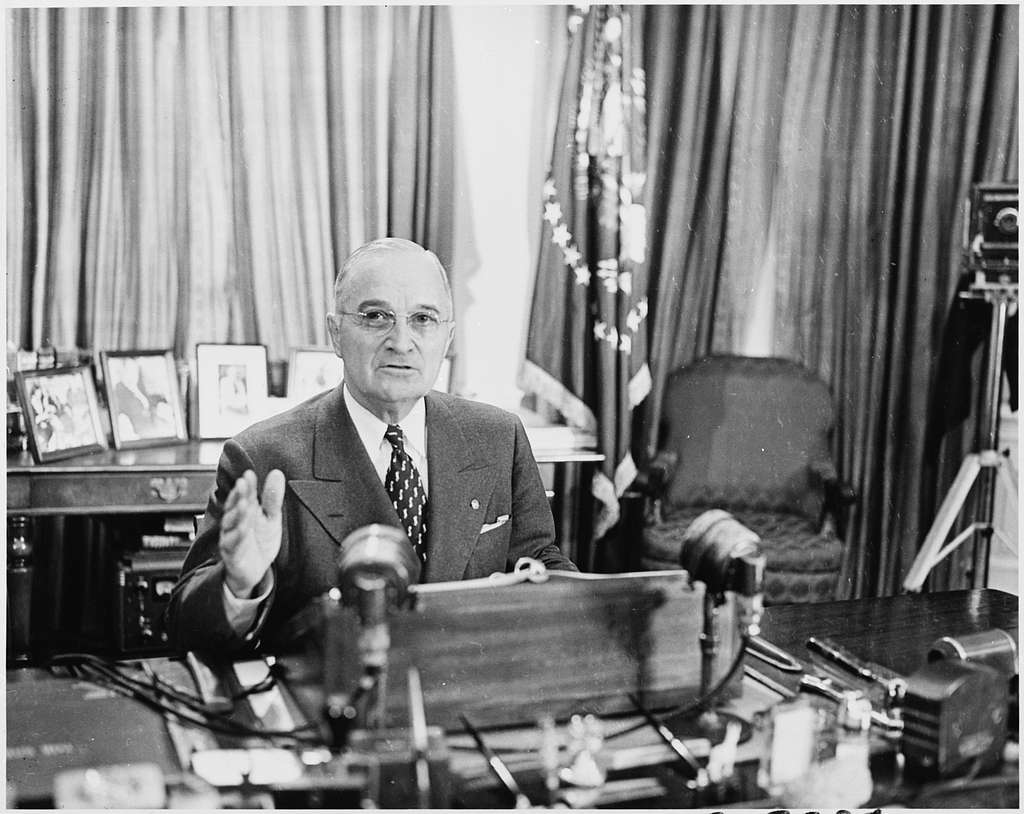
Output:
top-left (642, 505), bottom-right (842, 604)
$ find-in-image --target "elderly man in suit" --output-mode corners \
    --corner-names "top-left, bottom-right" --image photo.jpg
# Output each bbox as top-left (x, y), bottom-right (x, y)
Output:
top-left (168, 238), bottom-right (576, 653)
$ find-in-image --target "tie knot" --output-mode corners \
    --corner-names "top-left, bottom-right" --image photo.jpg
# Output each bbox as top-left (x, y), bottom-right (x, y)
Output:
top-left (384, 424), bottom-right (405, 451)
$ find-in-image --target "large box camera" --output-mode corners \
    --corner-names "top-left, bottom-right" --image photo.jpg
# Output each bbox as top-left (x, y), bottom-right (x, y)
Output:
top-left (966, 182), bottom-right (1018, 283)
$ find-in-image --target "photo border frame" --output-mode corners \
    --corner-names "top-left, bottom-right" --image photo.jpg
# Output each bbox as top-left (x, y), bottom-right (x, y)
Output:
top-left (99, 349), bottom-right (188, 450)
top-left (195, 343), bottom-right (269, 439)
top-left (286, 346), bottom-right (345, 400)
top-left (14, 365), bottom-right (109, 462)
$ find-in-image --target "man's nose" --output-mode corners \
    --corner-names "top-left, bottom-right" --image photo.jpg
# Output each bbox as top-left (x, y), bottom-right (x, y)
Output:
top-left (384, 316), bottom-right (416, 350)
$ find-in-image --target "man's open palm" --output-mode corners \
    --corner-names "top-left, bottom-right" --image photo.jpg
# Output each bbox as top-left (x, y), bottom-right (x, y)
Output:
top-left (219, 469), bottom-right (285, 597)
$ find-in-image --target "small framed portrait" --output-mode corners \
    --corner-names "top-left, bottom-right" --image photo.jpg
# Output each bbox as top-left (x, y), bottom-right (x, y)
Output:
top-left (99, 350), bottom-right (188, 449)
top-left (15, 366), bottom-right (108, 462)
top-left (286, 347), bottom-right (345, 400)
top-left (195, 343), bottom-right (269, 439)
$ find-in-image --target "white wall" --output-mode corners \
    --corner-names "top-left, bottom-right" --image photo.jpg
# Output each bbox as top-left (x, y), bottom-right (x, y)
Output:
top-left (448, 5), bottom-right (561, 409)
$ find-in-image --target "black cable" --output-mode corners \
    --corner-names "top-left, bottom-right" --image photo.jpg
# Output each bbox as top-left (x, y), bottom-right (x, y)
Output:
top-left (52, 653), bottom-right (227, 720)
top-left (47, 653), bottom-right (321, 744)
top-left (605, 633), bottom-right (750, 742)
top-left (746, 634), bottom-right (804, 673)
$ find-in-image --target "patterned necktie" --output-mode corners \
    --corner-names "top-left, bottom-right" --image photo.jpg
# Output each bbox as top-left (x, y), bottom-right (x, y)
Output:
top-left (383, 424), bottom-right (428, 564)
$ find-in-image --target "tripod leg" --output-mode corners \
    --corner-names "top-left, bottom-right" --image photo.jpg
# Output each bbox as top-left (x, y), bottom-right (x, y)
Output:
top-left (903, 455), bottom-right (983, 591)
top-left (990, 528), bottom-right (1018, 557)
top-left (997, 453), bottom-right (1018, 497)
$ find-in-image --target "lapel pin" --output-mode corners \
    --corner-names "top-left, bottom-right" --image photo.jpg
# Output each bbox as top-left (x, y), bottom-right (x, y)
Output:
top-left (470, 499), bottom-right (480, 510)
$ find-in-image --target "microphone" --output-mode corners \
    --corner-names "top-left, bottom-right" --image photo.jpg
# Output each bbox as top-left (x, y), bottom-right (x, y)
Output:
top-left (337, 524), bottom-right (420, 670)
top-left (678, 510), bottom-right (767, 737)
top-left (679, 509), bottom-right (766, 635)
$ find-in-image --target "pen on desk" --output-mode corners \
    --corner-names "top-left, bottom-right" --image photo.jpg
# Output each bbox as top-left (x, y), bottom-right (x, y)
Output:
top-left (627, 694), bottom-right (708, 788)
top-left (806, 636), bottom-right (908, 703)
top-left (744, 665), bottom-right (798, 700)
top-left (806, 636), bottom-right (878, 681)
top-left (459, 713), bottom-right (533, 809)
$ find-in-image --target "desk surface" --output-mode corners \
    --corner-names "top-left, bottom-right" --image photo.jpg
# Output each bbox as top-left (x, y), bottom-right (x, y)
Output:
top-left (7, 436), bottom-right (601, 515)
top-left (5, 589), bottom-right (1019, 809)
top-left (758, 587), bottom-right (1018, 683)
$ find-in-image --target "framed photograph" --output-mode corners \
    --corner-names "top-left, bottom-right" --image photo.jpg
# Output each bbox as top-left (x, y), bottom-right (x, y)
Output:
top-left (286, 347), bottom-right (345, 400)
top-left (195, 343), bottom-right (269, 439)
top-left (99, 350), bottom-right (188, 449)
top-left (15, 366), bottom-right (108, 462)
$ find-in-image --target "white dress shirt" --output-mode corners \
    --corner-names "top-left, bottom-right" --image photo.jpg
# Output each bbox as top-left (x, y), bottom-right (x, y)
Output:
top-left (342, 384), bottom-right (429, 494)
top-left (222, 384), bottom-right (429, 633)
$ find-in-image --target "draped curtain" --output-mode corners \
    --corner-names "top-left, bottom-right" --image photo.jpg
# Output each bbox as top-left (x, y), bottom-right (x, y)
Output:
top-left (641, 4), bottom-right (1018, 597)
top-left (7, 4), bottom-right (456, 363)
top-left (6, 4), bottom-right (455, 653)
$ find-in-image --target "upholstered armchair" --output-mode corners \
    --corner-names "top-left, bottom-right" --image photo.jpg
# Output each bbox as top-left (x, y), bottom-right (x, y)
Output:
top-left (629, 355), bottom-right (854, 603)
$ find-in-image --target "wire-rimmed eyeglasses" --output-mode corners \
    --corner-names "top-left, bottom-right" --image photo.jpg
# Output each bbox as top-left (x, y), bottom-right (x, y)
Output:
top-left (337, 309), bottom-right (453, 336)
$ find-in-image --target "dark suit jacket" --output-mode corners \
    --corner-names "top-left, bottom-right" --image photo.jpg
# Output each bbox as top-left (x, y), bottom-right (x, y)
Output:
top-left (166, 387), bottom-right (575, 653)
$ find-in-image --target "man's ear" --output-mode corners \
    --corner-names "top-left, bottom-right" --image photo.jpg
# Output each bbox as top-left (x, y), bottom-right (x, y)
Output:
top-left (325, 313), bottom-right (344, 357)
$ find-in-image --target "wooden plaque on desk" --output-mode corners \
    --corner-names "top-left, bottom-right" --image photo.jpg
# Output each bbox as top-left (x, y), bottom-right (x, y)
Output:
top-left (322, 570), bottom-right (742, 731)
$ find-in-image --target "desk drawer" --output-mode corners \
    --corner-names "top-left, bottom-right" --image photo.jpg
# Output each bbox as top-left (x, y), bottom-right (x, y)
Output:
top-left (8, 471), bottom-right (215, 514)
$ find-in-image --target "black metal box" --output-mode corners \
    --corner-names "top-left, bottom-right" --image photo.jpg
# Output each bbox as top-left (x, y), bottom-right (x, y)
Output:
top-left (115, 550), bottom-right (186, 654)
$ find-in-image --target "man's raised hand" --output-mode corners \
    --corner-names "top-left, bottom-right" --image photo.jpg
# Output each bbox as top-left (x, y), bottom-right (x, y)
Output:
top-left (219, 469), bottom-right (285, 598)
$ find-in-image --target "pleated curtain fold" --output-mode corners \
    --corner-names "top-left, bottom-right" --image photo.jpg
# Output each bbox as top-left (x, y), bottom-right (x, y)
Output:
top-left (7, 5), bottom-right (456, 362)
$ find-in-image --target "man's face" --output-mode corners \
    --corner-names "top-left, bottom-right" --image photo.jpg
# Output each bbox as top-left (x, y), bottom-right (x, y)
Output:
top-left (327, 249), bottom-right (454, 423)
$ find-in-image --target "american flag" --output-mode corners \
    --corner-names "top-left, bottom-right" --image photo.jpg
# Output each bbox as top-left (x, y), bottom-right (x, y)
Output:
top-left (519, 5), bottom-right (650, 548)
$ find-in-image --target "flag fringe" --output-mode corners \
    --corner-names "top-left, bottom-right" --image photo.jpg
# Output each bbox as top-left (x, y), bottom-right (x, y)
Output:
top-left (614, 452), bottom-right (638, 496)
top-left (518, 359), bottom-right (598, 433)
top-left (591, 453), bottom-right (639, 541)
top-left (591, 470), bottom-right (620, 541)
top-left (628, 362), bottom-right (651, 408)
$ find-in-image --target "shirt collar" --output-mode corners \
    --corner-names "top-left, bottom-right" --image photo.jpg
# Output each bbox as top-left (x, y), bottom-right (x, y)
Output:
top-left (342, 383), bottom-right (427, 458)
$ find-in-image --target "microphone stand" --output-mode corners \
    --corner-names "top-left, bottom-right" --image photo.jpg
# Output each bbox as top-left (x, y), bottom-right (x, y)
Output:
top-left (696, 553), bottom-right (765, 740)
top-left (356, 578), bottom-right (391, 730)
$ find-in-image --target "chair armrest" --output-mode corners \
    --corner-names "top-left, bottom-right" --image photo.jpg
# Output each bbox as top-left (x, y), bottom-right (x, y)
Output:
top-left (621, 451), bottom-right (680, 545)
top-left (810, 460), bottom-right (857, 536)
top-left (631, 450), bottom-right (679, 499)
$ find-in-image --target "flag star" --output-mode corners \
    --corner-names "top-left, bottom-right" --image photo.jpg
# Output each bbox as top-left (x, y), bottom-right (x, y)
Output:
top-left (593, 321), bottom-right (607, 341)
top-left (563, 246), bottom-right (581, 266)
top-left (544, 201), bottom-right (563, 224)
top-left (574, 265), bottom-right (591, 286)
top-left (552, 223), bottom-right (571, 247)
top-left (626, 310), bottom-right (642, 332)
top-left (543, 178), bottom-right (557, 198)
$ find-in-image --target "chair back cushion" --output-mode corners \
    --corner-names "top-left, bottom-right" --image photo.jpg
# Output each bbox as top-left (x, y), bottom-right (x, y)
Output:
top-left (661, 355), bottom-right (834, 519)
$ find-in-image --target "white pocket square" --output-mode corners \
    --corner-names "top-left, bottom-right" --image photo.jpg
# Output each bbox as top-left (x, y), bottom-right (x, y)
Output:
top-left (479, 515), bottom-right (511, 534)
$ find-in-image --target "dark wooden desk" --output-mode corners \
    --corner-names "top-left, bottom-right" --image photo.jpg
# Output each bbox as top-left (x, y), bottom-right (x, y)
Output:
top-left (753, 589), bottom-right (1020, 809)
top-left (450, 589), bottom-right (1019, 809)
top-left (758, 588), bottom-right (1019, 687)
top-left (7, 440), bottom-right (602, 663)
top-left (5, 590), bottom-right (1018, 808)
top-left (7, 441), bottom-right (224, 516)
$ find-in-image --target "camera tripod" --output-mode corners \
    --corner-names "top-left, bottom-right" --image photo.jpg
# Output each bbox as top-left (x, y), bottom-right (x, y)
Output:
top-left (904, 278), bottom-right (1019, 591)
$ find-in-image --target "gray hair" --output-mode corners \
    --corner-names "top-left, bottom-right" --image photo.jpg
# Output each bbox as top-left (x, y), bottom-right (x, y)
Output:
top-left (333, 238), bottom-right (452, 313)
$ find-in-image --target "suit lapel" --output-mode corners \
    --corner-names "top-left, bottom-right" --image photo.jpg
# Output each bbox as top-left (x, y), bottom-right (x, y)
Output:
top-left (424, 394), bottom-right (496, 581)
top-left (289, 387), bottom-right (396, 545)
